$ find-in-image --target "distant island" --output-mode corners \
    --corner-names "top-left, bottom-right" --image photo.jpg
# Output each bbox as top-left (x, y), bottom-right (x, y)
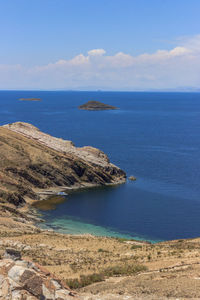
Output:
top-left (19, 98), bottom-right (41, 101)
top-left (79, 100), bottom-right (117, 110)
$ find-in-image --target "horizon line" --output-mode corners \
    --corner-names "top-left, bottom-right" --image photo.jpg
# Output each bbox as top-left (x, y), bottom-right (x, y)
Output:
top-left (0, 88), bottom-right (200, 93)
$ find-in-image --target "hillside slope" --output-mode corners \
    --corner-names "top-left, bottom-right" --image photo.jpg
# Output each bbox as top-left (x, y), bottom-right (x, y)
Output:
top-left (0, 122), bottom-right (126, 206)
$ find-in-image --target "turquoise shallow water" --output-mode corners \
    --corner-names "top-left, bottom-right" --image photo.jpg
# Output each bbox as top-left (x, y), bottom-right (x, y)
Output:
top-left (1, 91), bottom-right (200, 241)
top-left (40, 215), bottom-right (157, 242)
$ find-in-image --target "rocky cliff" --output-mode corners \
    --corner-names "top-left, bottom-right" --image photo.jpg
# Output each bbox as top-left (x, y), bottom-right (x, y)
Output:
top-left (0, 122), bottom-right (126, 207)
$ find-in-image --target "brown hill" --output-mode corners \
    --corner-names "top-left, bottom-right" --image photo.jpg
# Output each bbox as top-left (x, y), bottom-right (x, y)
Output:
top-left (0, 122), bottom-right (126, 207)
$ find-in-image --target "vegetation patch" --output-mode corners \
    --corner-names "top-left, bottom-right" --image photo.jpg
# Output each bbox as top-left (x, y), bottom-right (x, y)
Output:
top-left (66, 273), bottom-right (104, 289)
top-left (103, 263), bottom-right (148, 277)
top-left (66, 263), bottom-right (148, 289)
top-left (98, 248), bottom-right (110, 253)
top-left (131, 245), bottom-right (142, 250)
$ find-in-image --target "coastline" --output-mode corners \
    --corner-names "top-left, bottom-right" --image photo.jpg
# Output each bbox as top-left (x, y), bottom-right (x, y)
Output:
top-left (31, 178), bottom-right (126, 202)
top-left (15, 167), bottom-right (129, 240)
top-left (25, 178), bottom-right (148, 242)
top-left (28, 179), bottom-right (161, 244)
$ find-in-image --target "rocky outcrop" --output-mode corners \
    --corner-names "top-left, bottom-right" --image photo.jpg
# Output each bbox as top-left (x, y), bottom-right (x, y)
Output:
top-left (0, 122), bottom-right (126, 207)
top-left (3, 122), bottom-right (110, 167)
top-left (78, 101), bottom-right (117, 111)
top-left (0, 250), bottom-right (80, 299)
top-left (128, 176), bottom-right (136, 181)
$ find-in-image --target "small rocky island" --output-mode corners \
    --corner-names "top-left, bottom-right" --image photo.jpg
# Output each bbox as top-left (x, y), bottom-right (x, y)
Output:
top-left (19, 98), bottom-right (41, 101)
top-left (79, 100), bottom-right (117, 110)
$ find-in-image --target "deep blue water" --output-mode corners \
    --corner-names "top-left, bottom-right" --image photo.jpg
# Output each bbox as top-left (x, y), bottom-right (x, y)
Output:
top-left (1, 91), bottom-right (200, 241)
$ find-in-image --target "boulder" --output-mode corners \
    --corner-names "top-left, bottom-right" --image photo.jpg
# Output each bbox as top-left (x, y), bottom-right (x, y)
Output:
top-left (4, 248), bottom-right (21, 261)
top-left (0, 251), bottom-right (81, 299)
top-left (128, 176), bottom-right (136, 181)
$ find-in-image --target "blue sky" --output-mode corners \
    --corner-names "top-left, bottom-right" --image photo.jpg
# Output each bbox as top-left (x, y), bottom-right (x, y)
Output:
top-left (0, 0), bottom-right (200, 90)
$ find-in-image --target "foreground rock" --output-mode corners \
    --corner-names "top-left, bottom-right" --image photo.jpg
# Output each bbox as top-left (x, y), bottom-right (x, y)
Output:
top-left (1, 232), bottom-right (200, 299)
top-left (78, 101), bottom-right (117, 110)
top-left (0, 122), bottom-right (126, 207)
top-left (0, 250), bottom-right (80, 299)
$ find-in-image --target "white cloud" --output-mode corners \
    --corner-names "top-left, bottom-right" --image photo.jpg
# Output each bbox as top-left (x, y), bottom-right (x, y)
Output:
top-left (178, 34), bottom-right (200, 53)
top-left (0, 35), bottom-right (200, 90)
top-left (88, 49), bottom-right (106, 56)
top-left (169, 46), bottom-right (189, 56)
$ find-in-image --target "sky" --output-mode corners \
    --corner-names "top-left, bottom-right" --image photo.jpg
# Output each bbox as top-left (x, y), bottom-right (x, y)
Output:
top-left (0, 0), bottom-right (200, 91)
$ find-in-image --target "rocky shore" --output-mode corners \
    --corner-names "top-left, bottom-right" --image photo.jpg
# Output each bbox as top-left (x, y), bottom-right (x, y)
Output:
top-left (0, 122), bottom-right (126, 207)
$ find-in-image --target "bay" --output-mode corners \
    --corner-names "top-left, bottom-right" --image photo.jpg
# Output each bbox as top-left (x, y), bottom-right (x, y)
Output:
top-left (1, 91), bottom-right (200, 241)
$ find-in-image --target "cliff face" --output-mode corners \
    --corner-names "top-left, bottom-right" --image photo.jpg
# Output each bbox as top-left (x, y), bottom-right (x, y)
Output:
top-left (0, 122), bottom-right (126, 206)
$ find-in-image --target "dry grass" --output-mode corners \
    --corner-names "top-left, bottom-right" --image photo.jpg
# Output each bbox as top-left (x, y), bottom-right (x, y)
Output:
top-left (1, 218), bottom-right (200, 297)
top-left (66, 263), bottom-right (147, 289)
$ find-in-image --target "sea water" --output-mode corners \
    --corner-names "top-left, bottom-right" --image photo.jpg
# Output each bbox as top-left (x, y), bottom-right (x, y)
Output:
top-left (1, 91), bottom-right (200, 242)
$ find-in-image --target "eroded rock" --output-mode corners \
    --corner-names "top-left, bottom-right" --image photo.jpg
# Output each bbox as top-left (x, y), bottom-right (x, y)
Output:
top-left (0, 251), bottom-right (80, 300)
top-left (4, 248), bottom-right (21, 261)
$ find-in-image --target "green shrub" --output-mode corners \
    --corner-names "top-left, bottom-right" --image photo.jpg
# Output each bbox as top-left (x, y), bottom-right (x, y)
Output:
top-left (66, 263), bottom-right (148, 289)
top-left (98, 248), bottom-right (109, 253)
top-left (66, 273), bottom-right (104, 289)
top-left (115, 237), bottom-right (129, 243)
top-left (103, 264), bottom-right (148, 276)
top-left (66, 278), bottom-right (80, 289)
top-left (131, 245), bottom-right (142, 250)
